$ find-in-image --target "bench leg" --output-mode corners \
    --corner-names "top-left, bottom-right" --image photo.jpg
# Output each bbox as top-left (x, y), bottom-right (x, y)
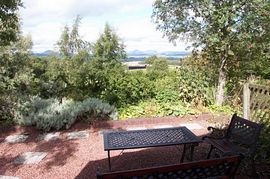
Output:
top-left (108, 151), bottom-right (111, 171)
top-left (251, 158), bottom-right (257, 179)
top-left (207, 145), bottom-right (213, 159)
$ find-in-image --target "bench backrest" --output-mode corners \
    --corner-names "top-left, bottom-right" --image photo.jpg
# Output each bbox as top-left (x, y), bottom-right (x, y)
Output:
top-left (226, 114), bottom-right (263, 153)
top-left (97, 156), bottom-right (240, 179)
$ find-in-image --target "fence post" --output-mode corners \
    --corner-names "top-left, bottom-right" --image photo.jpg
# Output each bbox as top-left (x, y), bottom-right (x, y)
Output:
top-left (243, 83), bottom-right (250, 119)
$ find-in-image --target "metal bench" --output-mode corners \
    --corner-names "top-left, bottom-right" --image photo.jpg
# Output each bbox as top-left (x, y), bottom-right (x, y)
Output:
top-left (203, 113), bottom-right (263, 176)
top-left (96, 155), bottom-right (241, 179)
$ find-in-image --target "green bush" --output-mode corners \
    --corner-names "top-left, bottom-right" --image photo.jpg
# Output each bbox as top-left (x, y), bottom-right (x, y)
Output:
top-left (103, 70), bottom-right (155, 107)
top-left (154, 71), bottom-right (180, 102)
top-left (178, 66), bottom-right (215, 106)
top-left (15, 96), bottom-right (117, 131)
top-left (251, 110), bottom-right (270, 162)
top-left (119, 100), bottom-right (197, 120)
top-left (157, 102), bottom-right (196, 117)
top-left (77, 98), bottom-right (118, 120)
top-left (155, 89), bottom-right (179, 103)
top-left (0, 96), bottom-right (15, 125)
top-left (208, 104), bottom-right (239, 115)
top-left (146, 56), bottom-right (169, 80)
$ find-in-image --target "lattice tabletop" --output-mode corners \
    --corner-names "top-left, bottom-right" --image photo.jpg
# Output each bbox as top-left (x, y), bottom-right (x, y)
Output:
top-left (103, 127), bottom-right (201, 151)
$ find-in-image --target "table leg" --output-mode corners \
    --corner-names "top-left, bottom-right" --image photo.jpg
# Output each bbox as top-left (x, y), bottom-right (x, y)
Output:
top-left (181, 144), bottom-right (186, 163)
top-left (190, 144), bottom-right (195, 161)
top-left (187, 143), bottom-right (198, 161)
top-left (207, 145), bottom-right (213, 159)
top-left (108, 150), bottom-right (111, 171)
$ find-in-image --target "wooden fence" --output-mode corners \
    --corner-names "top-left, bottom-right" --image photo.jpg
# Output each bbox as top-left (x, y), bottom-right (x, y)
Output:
top-left (243, 83), bottom-right (270, 124)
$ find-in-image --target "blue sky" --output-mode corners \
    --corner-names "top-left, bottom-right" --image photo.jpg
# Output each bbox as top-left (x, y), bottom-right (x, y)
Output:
top-left (20, 0), bottom-right (190, 53)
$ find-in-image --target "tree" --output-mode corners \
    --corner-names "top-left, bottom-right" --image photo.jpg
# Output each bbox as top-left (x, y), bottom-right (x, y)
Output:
top-left (89, 24), bottom-right (126, 96)
top-left (153, 0), bottom-right (270, 105)
top-left (93, 23), bottom-right (127, 63)
top-left (0, 33), bottom-right (33, 122)
top-left (57, 25), bottom-right (70, 57)
top-left (0, 34), bottom-right (33, 95)
top-left (57, 15), bottom-right (91, 58)
top-left (69, 15), bottom-right (83, 55)
top-left (0, 0), bottom-right (22, 46)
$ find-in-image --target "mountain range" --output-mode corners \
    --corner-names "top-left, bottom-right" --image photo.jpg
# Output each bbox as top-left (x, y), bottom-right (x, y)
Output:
top-left (33, 50), bottom-right (190, 58)
top-left (33, 50), bottom-right (59, 57)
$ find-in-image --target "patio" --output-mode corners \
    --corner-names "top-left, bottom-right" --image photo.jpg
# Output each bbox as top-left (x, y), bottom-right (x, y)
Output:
top-left (1, 114), bottom-right (248, 179)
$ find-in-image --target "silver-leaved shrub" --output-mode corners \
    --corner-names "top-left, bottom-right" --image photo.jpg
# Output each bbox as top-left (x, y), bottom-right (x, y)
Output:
top-left (15, 96), bottom-right (117, 131)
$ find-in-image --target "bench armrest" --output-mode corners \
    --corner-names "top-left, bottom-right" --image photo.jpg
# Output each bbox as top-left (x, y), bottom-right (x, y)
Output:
top-left (202, 126), bottom-right (226, 140)
top-left (207, 126), bottom-right (223, 132)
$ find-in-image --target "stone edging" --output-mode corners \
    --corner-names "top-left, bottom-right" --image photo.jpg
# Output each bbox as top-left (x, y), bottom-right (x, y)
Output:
top-left (92, 113), bottom-right (213, 129)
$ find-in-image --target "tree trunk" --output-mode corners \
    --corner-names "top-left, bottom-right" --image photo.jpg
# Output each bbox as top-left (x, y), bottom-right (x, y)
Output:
top-left (215, 56), bottom-right (227, 106)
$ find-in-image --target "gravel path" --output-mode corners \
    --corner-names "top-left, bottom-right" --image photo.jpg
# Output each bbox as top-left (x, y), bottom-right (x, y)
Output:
top-left (1, 114), bottom-right (252, 179)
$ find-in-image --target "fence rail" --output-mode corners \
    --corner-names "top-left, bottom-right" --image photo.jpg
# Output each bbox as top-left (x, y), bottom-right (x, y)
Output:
top-left (243, 83), bottom-right (270, 122)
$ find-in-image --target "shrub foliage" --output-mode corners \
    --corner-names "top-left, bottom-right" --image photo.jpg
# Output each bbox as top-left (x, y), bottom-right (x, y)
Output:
top-left (15, 96), bottom-right (117, 131)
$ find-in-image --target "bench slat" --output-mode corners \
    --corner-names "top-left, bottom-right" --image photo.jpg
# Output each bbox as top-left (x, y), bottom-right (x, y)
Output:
top-left (97, 156), bottom-right (240, 179)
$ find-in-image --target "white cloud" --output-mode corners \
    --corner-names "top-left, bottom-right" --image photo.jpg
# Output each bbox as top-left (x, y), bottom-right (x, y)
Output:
top-left (20, 0), bottom-right (189, 53)
top-left (116, 19), bottom-right (190, 52)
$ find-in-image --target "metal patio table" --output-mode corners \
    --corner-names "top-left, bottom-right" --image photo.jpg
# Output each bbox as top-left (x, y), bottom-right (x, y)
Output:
top-left (103, 126), bottom-right (202, 171)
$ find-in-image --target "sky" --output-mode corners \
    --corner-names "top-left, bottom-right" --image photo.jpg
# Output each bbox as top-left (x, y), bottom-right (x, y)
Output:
top-left (20, 0), bottom-right (190, 53)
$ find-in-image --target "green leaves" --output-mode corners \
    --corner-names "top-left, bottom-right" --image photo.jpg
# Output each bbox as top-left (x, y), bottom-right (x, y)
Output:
top-left (103, 70), bottom-right (155, 107)
top-left (146, 56), bottom-right (169, 80)
top-left (153, 0), bottom-right (270, 105)
top-left (0, 34), bottom-right (33, 95)
top-left (0, 0), bottom-right (22, 46)
top-left (228, 49), bottom-right (234, 56)
top-left (119, 100), bottom-right (196, 120)
top-left (56, 15), bottom-right (91, 58)
top-left (93, 23), bottom-right (127, 62)
top-left (177, 57), bottom-right (216, 106)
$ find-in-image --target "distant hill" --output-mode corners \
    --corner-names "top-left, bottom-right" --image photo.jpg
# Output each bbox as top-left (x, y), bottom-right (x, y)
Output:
top-left (32, 50), bottom-right (59, 57)
top-left (128, 50), bottom-right (158, 56)
top-left (32, 50), bottom-right (190, 59)
top-left (159, 51), bottom-right (189, 56)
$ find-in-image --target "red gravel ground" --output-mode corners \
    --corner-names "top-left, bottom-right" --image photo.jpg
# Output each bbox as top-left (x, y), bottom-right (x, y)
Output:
top-left (0, 114), bottom-right (254, 179)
